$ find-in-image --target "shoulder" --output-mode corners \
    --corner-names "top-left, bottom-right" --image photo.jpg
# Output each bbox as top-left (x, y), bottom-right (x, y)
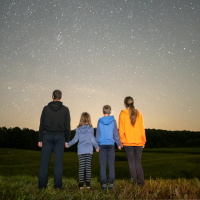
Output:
top-left (62, 105), bottom-right (70, 112)
top-left (136, 109), bottom-right (143, 119)
top-left (119, 110), bottom-right (126, 117)
top-left (75, 127), bottom-right (80, 132)
top-left (89, 126), bottom-right (94, 132)
top-left (43, 105), bottom-right (48, 111)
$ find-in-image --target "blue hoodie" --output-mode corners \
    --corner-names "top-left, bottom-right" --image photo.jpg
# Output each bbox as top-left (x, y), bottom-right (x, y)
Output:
top-left (96, 116), bottom-right (122, 146)
top-left (68, 125), bottom-right (99, 155)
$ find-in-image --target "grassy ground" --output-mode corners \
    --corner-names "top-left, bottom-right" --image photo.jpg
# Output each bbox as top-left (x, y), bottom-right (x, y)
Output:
top-left (0, 148), bottom-right (200, 199)
top-left (0, 175), bottom-right (200, 199)
top-left (0, 148), bottom-right (200, 180)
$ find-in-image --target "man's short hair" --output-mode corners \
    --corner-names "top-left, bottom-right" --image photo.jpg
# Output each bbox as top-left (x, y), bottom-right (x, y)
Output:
top-left (53, 90), bottom-right (62, 100)
top-left (103, 105), bottom-right (111, 114)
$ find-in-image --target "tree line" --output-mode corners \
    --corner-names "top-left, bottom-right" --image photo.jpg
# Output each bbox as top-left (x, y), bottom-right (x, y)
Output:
top-left (0, 127), bottom-right (200, 151)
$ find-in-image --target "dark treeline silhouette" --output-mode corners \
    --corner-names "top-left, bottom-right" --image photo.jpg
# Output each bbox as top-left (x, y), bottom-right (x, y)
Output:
top-left (0, 127), bottom-right (200, 151)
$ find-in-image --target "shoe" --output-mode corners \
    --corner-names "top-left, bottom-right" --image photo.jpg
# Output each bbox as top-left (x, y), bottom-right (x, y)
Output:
top-left (79, 182), bottom-right (84, 190)
top-left (102, 184), bottom-right (106, 190)
top-left (108, 183), bottom-right (113, 189)
top-left (86, 181), bottom-right (90, 189)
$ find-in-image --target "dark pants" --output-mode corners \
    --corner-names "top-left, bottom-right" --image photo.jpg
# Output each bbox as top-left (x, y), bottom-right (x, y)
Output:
top-left (38, 132), bottom-right (65, 189)
top-left (124, 146), bottom-right (145, 186)
top-left (99, 145), bottom-right (115, 184)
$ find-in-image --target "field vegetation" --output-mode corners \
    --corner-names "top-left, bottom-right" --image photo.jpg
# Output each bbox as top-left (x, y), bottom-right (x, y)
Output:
top-left (0, 147), bottom-right (200, 199)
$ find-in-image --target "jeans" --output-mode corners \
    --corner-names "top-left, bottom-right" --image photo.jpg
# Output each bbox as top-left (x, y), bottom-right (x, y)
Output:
top-left (124, 146), bottom-right (145, 186)
top-left (38, 132), bottom-right (65, 189)
top-left (99, 145), bottom-right (115, 184)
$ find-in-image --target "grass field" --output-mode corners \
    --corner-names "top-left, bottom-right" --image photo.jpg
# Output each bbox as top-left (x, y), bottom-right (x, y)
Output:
top-left (0, 147), bottom-right (200, 180)
top-left (0, 148), bottom-right (200, 199)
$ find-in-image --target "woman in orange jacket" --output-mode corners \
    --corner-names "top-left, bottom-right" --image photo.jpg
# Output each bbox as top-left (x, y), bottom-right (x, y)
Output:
top-left (119, 96), bottom-right (146, 186)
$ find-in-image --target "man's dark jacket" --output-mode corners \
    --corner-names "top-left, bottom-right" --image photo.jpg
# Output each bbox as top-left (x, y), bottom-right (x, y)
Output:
top-left (38, 101), bottom-right (71, 142)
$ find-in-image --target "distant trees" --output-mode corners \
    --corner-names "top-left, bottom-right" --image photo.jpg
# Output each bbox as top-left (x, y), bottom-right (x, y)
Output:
top-left (0, 127), bottom-right (200, 151)
top-left (145, 129), bottom-right (200, 148)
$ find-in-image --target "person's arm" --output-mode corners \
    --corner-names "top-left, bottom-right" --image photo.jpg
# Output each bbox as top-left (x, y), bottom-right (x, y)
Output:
top-left (118, 113), bottom-right (125, 144)
top-left (113, 120), bottom-right (122, 147)
top-left (140, 114), bottom-right (146, 148)
top-left (90, 128), bottom-right (99, 150)
top-left (38, 107), bottom-right (45, 147)
top-left (68, 129), bottom-right (79, 147)
top-left (65, 108), bottom-right (71, 143)
top-left (96, 121), bottom-right (100, 145)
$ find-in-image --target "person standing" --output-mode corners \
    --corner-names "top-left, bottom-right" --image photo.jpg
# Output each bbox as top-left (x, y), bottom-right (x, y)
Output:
top-left (66, 112), bottom-right (99, 190)
top-left (38, 90), bottom-right (71, 189)
top-left (96, 105), bottom-right (122, 190)
top-left (119, 96), bottom-right (146, 186)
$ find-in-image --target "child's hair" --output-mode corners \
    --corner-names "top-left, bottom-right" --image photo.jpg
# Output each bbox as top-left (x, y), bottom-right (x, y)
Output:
top-left (53, 90), bottom-right (62, 100)
top-left (77, 112), bottom-right (93, 127)
top-left (103, 105), bottom-right (111, 114)
top-left (124, 96), bottom-right (137, 126)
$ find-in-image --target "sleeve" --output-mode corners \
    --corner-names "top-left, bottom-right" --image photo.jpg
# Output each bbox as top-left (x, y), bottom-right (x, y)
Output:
top-left (113, 120), bottom-right (122, 147)
top-left (68, 128), bottom-right (79, 147)
top-left (140, 114), bottom-right (146, 145)
top-left (38, 107), bottom-right (45, 142)
top-left (65, 108), bottom-right (71, 142)
top-left (90, 128), bottom-right (99, 150)
top-left (118, 112), bottom-right (125, 144)
top-left (95, 121), bottom-right (100, 145)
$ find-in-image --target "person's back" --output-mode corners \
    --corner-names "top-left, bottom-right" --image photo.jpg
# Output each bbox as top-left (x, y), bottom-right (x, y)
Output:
top-left (98, 116), bottom-right (115, 145)
top-left (38, 101), bottom-right (70, 142)
top-left (38, 90), bottom-right (71, 189)
top-left (69, 124), bottom-right (98, 155)
top-left (119, 108), bottom-right (146, 146)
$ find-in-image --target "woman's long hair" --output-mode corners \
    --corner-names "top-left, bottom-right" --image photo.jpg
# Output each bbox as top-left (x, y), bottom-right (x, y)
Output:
top-left (77, 112), bottom-right (93, 127)
top-left (124, 96), bottom-right (137, 126)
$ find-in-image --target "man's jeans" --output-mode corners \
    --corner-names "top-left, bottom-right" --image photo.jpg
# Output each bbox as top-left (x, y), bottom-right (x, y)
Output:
top-left (124, 146), bottom-right (145, 186)
top-left (38, 132), bottom-right (65, 189)
top-left (99, 145), bottom-right (115, 184)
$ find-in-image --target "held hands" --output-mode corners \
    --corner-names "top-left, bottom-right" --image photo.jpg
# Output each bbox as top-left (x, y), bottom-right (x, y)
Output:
top-left (96, 147), bottom-right (100, 152)
top-left (118, 144), bottom-right (123, 150)
top-left (65, 142), bottom-right (69, 148)
top-left (38, 142), bottom-right (42, 148)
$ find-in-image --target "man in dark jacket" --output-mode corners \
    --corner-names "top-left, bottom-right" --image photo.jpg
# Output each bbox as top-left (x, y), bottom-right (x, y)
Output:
top-left (38, 90), bottom-right (71, 189)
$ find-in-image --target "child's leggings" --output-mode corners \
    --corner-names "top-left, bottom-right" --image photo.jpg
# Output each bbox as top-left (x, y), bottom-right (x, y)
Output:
top-left (78, 154), bottom-right (93, 184)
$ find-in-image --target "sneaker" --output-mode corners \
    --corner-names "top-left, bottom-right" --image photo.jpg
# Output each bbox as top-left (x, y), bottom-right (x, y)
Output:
top-left (102, 184), bottom-right (106, 190)
top-left (79, 182), bottom-right (84, 189)
top-left (108, 183), bottom-right (113, 189)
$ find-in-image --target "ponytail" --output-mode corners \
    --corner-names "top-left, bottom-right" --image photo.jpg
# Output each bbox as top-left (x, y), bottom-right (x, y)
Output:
top-left (124, 97), bottom-right (137, 126)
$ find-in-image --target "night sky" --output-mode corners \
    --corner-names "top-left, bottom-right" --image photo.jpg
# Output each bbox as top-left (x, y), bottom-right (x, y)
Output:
top-left (0, 0), bottom-right (200, 132)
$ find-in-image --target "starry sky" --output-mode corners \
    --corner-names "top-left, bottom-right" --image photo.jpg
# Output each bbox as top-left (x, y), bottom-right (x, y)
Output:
top-left (0, 0), bottom-right (200, 132)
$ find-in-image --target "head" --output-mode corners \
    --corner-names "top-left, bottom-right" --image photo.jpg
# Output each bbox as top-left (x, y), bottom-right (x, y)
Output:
top-left (124, 96), bottom-right (137, 126)
top-left (52, 90), bottom-right (62, 101)
top-left (103, 105), bottom-right (111, 116)
top-left (78, 112), bottom-right (93, 127)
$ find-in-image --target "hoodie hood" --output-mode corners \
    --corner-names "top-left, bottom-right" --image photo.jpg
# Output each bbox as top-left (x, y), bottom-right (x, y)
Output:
top-left (78, 124), bottom-right (91, 134)
top-left (99, 116), bottom-right (114, 125)
top-left (48, 101), bottom-right (63, 111)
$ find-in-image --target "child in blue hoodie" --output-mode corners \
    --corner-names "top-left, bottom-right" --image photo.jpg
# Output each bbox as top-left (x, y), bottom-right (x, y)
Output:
top-left (66, 112), bottom-right (99, 189)
top-left (96, 105), bottom-right (122, 190)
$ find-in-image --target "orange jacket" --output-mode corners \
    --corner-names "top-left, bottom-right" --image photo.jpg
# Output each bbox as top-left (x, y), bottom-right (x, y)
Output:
top-left (119, 108), bottom-right (146, 146)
